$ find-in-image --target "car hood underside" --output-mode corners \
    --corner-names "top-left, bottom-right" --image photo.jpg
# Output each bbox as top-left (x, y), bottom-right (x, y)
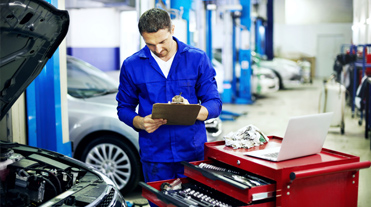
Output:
top-left (0, 0), bottom-right (69, 121)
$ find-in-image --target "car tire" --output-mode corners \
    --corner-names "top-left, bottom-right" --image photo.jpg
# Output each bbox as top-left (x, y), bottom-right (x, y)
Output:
top-left (80, 134), bottom-right (141, 195)
top-left (273, 71), bottom-right (284, 89)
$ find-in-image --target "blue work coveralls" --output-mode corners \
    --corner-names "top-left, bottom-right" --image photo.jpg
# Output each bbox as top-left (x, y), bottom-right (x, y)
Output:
top-left (116, 37), bottom-right (222, 182)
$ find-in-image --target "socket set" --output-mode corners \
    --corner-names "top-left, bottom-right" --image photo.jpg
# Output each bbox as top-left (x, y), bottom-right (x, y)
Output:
top-left (182, 160), bottom-right (276, 205)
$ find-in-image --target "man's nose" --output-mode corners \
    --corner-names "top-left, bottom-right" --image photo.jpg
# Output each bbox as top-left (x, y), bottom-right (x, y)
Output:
top-left (155, 45), bottom-right (162, 53)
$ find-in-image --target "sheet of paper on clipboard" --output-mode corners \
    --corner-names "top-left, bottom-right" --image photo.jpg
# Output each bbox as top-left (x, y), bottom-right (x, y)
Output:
top-left (152, 103), bottom-right (201, 125)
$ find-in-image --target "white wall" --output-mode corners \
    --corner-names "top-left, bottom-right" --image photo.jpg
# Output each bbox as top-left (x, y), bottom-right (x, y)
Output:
top-left (273, 0), bottom-right (353, 78)
top-left (66, 8), bottom-right (120, 48)
top-left (274, 23), bottom-right (352, 57)
top-left (119, 11), bottom-right (140, 65)
top-left (274, 0), bottom-right (353, 56)
top-left (66, 8), bottom-right (122, 71)
top-left (285, 0), bottom-right (353, 25)
top-left (352, 0), bottom-right (371, 44)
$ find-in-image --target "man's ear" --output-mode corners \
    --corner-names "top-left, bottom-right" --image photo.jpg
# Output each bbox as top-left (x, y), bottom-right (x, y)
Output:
top-left (171, 25), bottom-right (175, 35)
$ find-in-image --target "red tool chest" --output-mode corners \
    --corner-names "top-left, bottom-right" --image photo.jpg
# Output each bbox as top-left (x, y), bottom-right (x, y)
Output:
top-left (141, 136), bottom-right (371, 207)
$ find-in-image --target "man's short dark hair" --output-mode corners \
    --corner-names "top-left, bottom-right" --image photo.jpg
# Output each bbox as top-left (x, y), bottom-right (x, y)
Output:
top-left (138, 8), bottom-right (171, 34)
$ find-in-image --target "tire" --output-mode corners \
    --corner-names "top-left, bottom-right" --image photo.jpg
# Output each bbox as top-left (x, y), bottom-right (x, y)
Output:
top-left (80, 134), bottom-right (141, 194)
top-left (272, 70), bottom-right (284, 89)
top-left (341, 121), bottom-right (345, 135)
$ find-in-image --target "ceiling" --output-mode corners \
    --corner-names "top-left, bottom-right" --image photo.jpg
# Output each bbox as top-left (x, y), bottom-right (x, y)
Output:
top-left (65, 0), bottom-right (136, 10)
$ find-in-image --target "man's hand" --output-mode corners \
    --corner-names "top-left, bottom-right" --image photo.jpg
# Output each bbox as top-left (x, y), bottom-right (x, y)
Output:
top-left (183, 98), bottom-right (189, 104)
top-left (134, 115), bottom-right (167, 133)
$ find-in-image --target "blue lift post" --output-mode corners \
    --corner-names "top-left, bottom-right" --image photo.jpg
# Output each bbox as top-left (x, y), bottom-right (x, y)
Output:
top-left (26, 0), bottom-right (72, 156)
top-left (253, 17), bottom-right (266, 95)
top-left (236, 0), bottom-right (253, 104)
top-left (206, 5), bottom-right (213, 61)
top-left (255, 17), bottom-right (265, 57)
top-left (202, 2), bottom-right (251, 120)
top-left (217, 2), bottom-right (253, 105)
top-left (265, 0), bottom-right (274, 60)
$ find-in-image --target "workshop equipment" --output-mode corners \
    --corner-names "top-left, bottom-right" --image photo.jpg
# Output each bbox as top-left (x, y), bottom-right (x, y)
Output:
top-left (319, 75), bottom-right (346, 134)
top-left (140, 136), bottom-right (370, 207)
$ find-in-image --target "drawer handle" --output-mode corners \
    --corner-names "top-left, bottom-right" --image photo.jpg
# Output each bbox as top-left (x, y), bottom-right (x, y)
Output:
top-left (290, 161), bottom-right (371, 182)
top-left (252, 191), bottom-right (275, 201)
top-left (182, 161), bottom-right (249, 189)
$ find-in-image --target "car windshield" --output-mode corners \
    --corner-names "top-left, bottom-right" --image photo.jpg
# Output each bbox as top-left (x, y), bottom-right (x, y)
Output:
top-left (67, 56), bottom-right (118, 98)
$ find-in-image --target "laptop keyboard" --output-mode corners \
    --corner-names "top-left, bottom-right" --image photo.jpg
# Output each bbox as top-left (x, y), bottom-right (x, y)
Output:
top-left (264, 152), bottom-right (279, 158)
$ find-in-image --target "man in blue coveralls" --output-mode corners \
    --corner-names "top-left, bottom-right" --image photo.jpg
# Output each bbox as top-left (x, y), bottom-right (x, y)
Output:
top-left (116, 8), bottom-right (222, 205)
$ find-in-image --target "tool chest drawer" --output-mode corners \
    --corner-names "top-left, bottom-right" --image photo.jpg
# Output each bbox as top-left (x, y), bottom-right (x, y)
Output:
top-left (182, 160), bottom-right (276, 204)
top-left (140, 177), bottom-right (275, 207)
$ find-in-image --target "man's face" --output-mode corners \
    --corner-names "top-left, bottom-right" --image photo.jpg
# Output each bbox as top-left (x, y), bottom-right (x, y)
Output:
top-left (142, 26), bottom-right (175, 60)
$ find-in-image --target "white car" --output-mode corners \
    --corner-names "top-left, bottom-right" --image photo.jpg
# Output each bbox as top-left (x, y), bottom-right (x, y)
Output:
top-left (257, 57), bottom-right (304, 89)
top-left (212, 59), bottom-right (279, 98)
top-left (251, 64), bottom-right (280, 96)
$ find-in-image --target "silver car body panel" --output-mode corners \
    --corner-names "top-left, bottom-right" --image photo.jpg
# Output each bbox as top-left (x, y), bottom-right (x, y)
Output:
top-left (68, 94), bottom-right (139, 154)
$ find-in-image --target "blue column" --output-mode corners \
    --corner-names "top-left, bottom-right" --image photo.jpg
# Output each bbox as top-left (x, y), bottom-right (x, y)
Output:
top-left (237, 0), bottom-right (253, 104)
top-left (26, 0), bottom-right (71, 156)
top-left (232, 16), bottom-right (237, 98)
top-left (255, 17), bottom-right (265, 57)
top-left (266, 0), bottom-right (274, 60)
top-left (206, 8), bottom-right (213, 60)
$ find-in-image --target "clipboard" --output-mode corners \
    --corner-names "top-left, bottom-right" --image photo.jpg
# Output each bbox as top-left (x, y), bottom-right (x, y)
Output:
top-left (152, 103), bottom-right (201, 125)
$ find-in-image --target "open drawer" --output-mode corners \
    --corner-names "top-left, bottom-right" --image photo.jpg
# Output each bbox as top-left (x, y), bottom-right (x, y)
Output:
top-left (182, 160), bottom-right (276, 205)
top-left (140, 177), bottom-right (275, 207)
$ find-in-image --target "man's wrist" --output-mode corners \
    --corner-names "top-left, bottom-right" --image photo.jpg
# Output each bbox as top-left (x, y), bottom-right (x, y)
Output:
top-left (197, 106), bottom-right (209, 121)
top-left (133, 116), bottom-right (144, 130)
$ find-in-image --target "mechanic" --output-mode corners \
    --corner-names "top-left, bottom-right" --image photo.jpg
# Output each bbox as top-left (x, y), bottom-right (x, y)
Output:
top-left (116, 7), bottom-right (222, 205)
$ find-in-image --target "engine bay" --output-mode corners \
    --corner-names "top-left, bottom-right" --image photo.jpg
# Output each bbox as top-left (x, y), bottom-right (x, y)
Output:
top-left (0, 142), bottom-right (112, 207)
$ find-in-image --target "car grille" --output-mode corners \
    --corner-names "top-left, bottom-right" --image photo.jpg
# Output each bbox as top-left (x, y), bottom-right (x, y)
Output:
top-left (98, 188), bottom-right (115, 207)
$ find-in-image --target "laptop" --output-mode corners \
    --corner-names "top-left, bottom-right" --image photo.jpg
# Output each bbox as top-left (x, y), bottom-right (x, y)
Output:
top-left (244, 112), bottom-right (333, 162)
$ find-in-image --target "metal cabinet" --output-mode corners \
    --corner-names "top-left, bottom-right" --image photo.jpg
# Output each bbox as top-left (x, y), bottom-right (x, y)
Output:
top-left (141, 136), bottom-right (371, 207)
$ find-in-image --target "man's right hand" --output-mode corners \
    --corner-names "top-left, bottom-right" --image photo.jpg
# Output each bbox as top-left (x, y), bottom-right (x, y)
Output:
top-left (134, 115), bottom-right (167, 133)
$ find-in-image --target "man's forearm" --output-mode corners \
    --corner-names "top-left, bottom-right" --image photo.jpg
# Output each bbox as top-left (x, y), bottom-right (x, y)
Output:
top-left (197, 106), bottom-right (209, 121)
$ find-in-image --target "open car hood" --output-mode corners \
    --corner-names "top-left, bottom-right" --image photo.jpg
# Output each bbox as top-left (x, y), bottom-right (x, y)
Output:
top-left (0, 3), bottom-right (127, 206)
top-left (0, 0), bottom-right (69, 120)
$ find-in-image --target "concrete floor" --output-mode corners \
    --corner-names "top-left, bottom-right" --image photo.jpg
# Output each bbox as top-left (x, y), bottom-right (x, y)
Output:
top-left (124, 78), bottom-right (371, 207)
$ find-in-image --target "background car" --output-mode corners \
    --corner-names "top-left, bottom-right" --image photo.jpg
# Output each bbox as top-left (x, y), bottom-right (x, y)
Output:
top-left (212, 58), bottom-right (279, 98)
top-left (66, 55), bottom-right (223, 194)
top-left (251, 64), bottom-right (280, 96)
top-left (256, 57), bottom-right (304, 89)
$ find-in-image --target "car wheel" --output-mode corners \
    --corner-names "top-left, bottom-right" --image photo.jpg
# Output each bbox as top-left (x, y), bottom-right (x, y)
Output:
top-left (80, 134), bottom-right (141, 194)
top-left (271, 70), bottom-right (284, 89)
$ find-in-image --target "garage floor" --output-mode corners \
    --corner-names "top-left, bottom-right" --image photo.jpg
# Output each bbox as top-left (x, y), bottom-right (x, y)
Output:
top-left (124, 78), bottom-right (371, 207)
